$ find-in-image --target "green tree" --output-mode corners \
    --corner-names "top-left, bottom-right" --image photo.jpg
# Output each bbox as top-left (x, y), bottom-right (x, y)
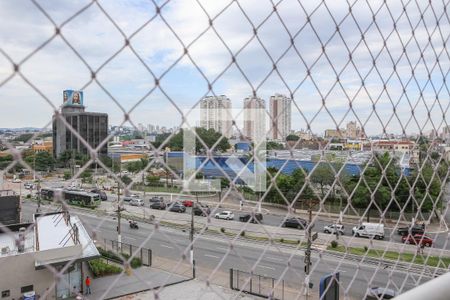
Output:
top-left (266, 141), bottom-right (284, 150)
top-left (310, 163), bottom-right (335, 198)
top-left (121, 175), bottom-right (132, 185)
top-left (25, 151), bottom-right (55, 171)
top-left (63, 171), bottom-right (72, 181)
top-left (160, 128), bottom-right (230, 153)
top-left (286, 134), bottom-right (300, 142)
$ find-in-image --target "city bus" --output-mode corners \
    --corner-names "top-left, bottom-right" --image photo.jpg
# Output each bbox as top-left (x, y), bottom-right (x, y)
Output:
top-left (63, 190), bottom-right (101, 208)
top-left (39, 188), bottom-right (101, 208)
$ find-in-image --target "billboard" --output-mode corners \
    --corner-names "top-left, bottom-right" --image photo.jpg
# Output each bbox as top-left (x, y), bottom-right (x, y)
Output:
top-left (63, 90), bottom-right (84, 106)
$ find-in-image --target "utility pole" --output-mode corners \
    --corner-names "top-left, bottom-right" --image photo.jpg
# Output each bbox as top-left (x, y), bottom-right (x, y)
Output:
top-left (304, 198), bottom-right (317, 298)
top-left (116, 181), bottom-right (123, 252)
top-left (36, 179), bottom-right (41, 213)
top-left (190, 200), bottom-right (195, 278)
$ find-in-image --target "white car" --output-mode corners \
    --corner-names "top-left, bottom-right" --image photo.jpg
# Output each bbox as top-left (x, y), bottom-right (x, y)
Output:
top-left (129, 198), bottom-right (144, 206)
top-left (215, 211), bottom-right (234, 220)
top-left (12, 178), bottom-right (22, 183)
top-left (323, 224), bottom-right (345, 235)
top-left (24, 183), bottom-right (35, 190)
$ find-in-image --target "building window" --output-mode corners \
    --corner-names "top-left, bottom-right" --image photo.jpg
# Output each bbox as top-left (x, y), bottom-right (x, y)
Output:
top-left (1, 290), bottom-right (10, 298)
top-left (21, 285), bottom-right (33, 293)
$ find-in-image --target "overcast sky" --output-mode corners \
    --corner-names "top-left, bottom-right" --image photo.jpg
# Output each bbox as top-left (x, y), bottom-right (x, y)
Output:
top-left (0, 0), bottom-right (449, 136)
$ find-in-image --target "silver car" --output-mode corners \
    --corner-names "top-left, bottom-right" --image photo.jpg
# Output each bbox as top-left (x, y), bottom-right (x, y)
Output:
top-left (129, 198), bottom-right (144, 206)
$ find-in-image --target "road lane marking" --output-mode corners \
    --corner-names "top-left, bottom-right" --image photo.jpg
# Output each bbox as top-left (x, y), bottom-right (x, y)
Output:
top-left (266, 256), bottom-right (284, 262)
top-left (204, 254), bottom-right (220, 259)
top-left (216, 246), bottom-right (230, 252)
top-left (160, 244), bottom-right (174, 249)
top-left (124, 237), bottom-right (138, 241)
top-left (258, 265), bottom-right (275, 270)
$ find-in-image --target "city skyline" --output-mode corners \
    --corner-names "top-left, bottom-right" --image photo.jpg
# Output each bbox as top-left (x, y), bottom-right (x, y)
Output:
top-left (1, 1), bottom-right (448, 136)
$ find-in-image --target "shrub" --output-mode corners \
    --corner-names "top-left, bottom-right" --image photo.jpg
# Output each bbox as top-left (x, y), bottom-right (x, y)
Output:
top-left (220, 227), bottom-right (225, 233)
top-left (97, 247), bottom-right (142, 268)
top-left (330, 240), bottom-right (338, 248)
top-left (240, 231), bottom-right (245, 237)
top-left (26, 194), bottom-right (31, 199)
top-left (364, 246), bottom-right (369, 252)
top-left (88, 259), bottom-right (122, 277)
top-left (280, 238), bottom-right (284, 243)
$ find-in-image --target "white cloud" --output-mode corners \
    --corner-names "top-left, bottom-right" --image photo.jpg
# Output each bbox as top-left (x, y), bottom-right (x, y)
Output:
top-left (0, 0), bottom-right (448, 136)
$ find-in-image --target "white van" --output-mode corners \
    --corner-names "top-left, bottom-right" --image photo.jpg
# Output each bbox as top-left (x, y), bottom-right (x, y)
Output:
top-left (352, 223), bottom-right (384, 240)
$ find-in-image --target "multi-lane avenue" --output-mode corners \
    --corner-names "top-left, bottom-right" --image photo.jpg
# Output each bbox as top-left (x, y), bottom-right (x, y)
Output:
top-left (21, 201), bottom-right (435, 299)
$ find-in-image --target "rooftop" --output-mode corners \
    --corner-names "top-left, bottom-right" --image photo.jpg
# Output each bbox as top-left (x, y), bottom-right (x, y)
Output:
top-left (0, 212), bottom-right (99, 268)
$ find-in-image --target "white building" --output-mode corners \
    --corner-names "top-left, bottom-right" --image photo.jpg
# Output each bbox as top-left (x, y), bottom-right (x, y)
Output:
top-left (269, 94), bottom-right (291, 141)
top-left (200, 95), bottom-right (233, 138)
top-left (243, 96), bottom-right (266, 141)
top-left (0, 212), bottom-right (99, 299)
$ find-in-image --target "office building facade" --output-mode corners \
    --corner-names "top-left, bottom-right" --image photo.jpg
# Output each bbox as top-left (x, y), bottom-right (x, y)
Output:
top-left (53, 90), bottom-right (108, 158)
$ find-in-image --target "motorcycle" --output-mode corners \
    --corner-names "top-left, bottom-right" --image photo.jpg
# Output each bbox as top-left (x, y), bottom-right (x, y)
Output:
top-left (129, 220), bottom-right (139, 229)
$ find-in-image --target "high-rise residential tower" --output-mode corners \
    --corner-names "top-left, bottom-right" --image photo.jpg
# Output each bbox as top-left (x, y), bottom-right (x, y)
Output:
top-left (200, 95), bottom-right (233, 138)
top-left (269, 94), bottom-right (292, 140)
top-left (243, 96), bottom-right (266, 141)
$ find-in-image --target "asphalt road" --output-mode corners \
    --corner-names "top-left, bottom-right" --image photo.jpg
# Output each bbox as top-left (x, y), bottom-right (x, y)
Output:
top-left (21, 202), bottom-right (433, 299)
top-left (98, 191), bottom-right (450, 250)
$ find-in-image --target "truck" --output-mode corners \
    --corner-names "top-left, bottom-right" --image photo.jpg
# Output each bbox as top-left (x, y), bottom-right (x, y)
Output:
top-left (352, 223), bottom-right (385, 240)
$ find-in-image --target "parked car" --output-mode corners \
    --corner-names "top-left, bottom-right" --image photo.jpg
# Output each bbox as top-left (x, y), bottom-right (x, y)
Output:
top-left (193, 203), bottom-right (211, 216)
top-left (239, 213), bottom-right (263, 223)
top-left (12, 178), bottom-right (22, 183)
top-left (282, 217), bottom-right (307, 229)
top-left (149, 196), bottom-right (164, 203)
top-left (150, 201), bottom-right (166, 210)
top-left (91, 189), bottom-right (108, 201)
top-left (130, 198), bottom-right (144, 206)
top-left (401, 234), bottom-right (433, 247)
top-left (168, 202), bottom-right (186, 213)
top-left (352, 223), bottom-right (385, 240)
top-left (123, 194), bottom-right (139, 202)
top-left (215, 211), bottom-right (234, 220)
top-left (397, 224), bottom-right (425, 236)
top-left (323, 224), bottom-right (345, 235)
top-left (24, 183), bottom-right (35, 190)
top-left (366, 287), bottom-right (397, 299)
top-left (182, 200), bottom-right (194, 207)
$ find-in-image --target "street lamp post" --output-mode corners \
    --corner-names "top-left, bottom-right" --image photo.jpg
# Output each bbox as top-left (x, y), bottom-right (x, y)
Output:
top-left (190, 201), bottom-right (195, 278)
top-left (116, 181), bottom-right (123, 252)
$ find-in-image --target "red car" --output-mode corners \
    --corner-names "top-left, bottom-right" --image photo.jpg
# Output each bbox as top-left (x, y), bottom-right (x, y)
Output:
top-left (182, 200), bottom-right (194, 207)
top-left (401, 234), bottom-right (433, 247)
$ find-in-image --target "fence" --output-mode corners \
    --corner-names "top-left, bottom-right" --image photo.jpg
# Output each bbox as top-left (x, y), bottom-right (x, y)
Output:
top-left (102, 239), bottom-right (152, 267)
top-left (1, 1), bottom-right (450, 299)
top-left (230, 268), bottom-right (287, 300)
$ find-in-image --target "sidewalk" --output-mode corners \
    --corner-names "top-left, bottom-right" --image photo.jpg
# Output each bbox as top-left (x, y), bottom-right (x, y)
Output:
top-left (87, 266), bottom-right (189, 300)
top-left (118, 278), bottom-right (259, 300)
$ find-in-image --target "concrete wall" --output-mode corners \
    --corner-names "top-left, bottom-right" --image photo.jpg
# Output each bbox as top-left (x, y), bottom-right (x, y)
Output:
top-left (0, 252), bottom-right (56, 299)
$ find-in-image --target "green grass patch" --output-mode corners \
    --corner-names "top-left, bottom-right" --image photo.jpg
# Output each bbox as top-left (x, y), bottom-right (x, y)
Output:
top-left (328, 245), bottom-right (450, 268)
top-left (88, 258), bottom-right (122, 277)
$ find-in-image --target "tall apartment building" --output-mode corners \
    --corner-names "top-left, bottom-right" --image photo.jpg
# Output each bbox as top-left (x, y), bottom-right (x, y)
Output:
top-left (243, 96), bottom-right (266, 141)
top-left (200, 95), bottom-right (232, 138)
top-left (53, 90), bottom-right (108, 158)
top-left (269, 94), bottom-right (292, 140)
